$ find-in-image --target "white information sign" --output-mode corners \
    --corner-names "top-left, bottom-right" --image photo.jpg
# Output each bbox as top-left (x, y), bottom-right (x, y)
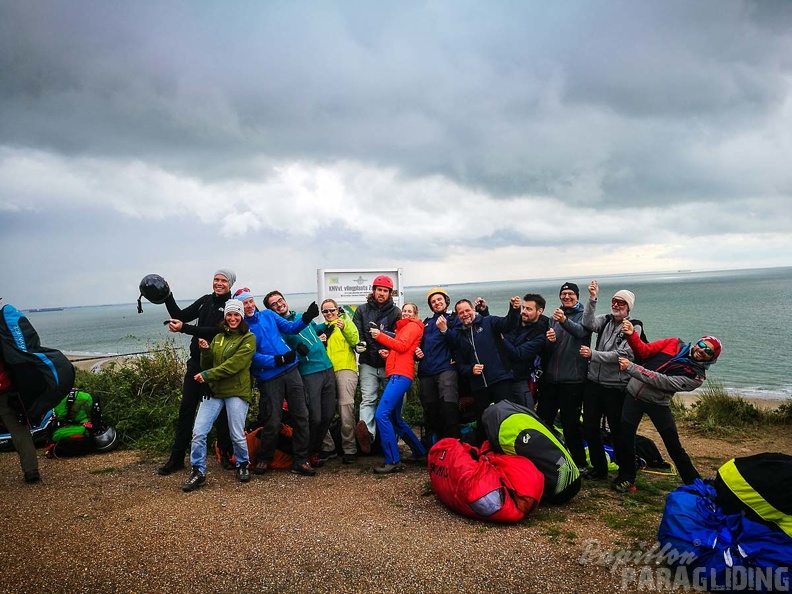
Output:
top-left (317, 268), bottom-right (403, 309)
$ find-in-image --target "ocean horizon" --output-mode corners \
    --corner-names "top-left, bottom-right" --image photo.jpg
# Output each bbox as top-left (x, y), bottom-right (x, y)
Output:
top-left (19, 266), bottom-right (792, 402)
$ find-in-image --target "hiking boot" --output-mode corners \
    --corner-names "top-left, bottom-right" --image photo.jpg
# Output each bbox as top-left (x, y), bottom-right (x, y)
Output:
top-left (181, 467), bottom-right (206, 492)
top-left (318, 449), bottom-right (337, 463)
top-left (158, 456), bottom-right (185, 476)
top-left (220, 452), bottom-right (235, 470)
top-left (612, 477), bottom-right (637, 493)
top-left (236, 463), bottom-right (251, 483)
top-left (23, 469), bottom-right (41, 484)
top-left (309, 454), bottom-right (324, 468)
top-left (373, 463), bottom-right (404, 475)
top-left (291, 462), bottom-right (316, 476)
top-left (404, 453), bottom-right (427, 464)
top-left (253, 461), bottom-right (269, 475)
top-left (356, 420), bottom-right (373, 454)
top-left (580, 467), bottom-right (608, 481)
top-left (342, 453), bottom-right (357, 464)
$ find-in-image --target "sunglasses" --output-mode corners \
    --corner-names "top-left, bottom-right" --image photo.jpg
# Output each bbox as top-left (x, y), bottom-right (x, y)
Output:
top-left (321, 308), bottom-right (337, 314)
top-left (696, 340), bottom-right (715, 356)
top-left (233, 287), bottom-right (251, 297)
top-left (611, 299), bottom-right (628, 307)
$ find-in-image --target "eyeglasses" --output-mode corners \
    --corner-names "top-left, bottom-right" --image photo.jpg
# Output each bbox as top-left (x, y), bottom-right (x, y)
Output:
top-left (696, 340), bottom-right (715, 356)
top-left (321, 308), bottom-right (337, 314)
top-left (611, 299), bottom-right (628, 308)
top-left (268, 297), bottom-right (285, 307)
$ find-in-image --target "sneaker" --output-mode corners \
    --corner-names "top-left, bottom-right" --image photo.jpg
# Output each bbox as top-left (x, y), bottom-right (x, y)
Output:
top-left (236, 463), bottom-right (251, 483)
top-left (612, 477), bottom-right (637, 493)
top-left (356, 420), bottom-right (373, 454)
top-left (342, 453), bottom-right (357, 464)
top-left (318, 449), bottom-right (337, 462)
top-left (291, 462), bottom-right (316, 476)
top-left (220, 453), bottom-right (235, 470)
top-left (181, 466), bottom-right (206, 492)
top-left (23, 469), bottom-right (41, 484)
top-left (580, 467), bottom-right (608, 480)
top-left (158, 457), bottom-right (186, 476)
top-left (373, 463), bottom-right (404, 475)
top-left (309, 454), bottom-right (324, 468)
top-left (252, 461), bottom-right (269, 475)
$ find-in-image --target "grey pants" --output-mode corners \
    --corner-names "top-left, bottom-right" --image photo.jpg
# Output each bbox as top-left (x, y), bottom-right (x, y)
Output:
top-left (0, 391), bottom-right (38, 475)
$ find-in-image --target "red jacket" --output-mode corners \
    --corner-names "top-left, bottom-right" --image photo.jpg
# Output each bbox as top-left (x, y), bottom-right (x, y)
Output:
top-left (374, 317), bottom-right (424, 380)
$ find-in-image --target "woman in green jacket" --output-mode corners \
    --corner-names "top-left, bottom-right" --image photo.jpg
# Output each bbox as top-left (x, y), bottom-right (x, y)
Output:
top-left (182, 299), bottom-right (255, 492)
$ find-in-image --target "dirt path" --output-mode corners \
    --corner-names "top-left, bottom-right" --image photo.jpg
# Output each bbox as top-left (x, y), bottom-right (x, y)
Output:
top-left (2, 420), bottom-right (790, 594)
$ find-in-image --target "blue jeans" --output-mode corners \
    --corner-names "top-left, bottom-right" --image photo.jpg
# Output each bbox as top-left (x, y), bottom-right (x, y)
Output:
top-left (359, 363), bottom-right (388, 438)
top-left (190, 396), bottom-right (249, 475)
top-left (375, 375), bottom-right (426, 465)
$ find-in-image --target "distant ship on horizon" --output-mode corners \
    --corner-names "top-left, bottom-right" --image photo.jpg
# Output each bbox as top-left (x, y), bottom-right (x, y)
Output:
top-left (27, 307), bottom-right (65, 313)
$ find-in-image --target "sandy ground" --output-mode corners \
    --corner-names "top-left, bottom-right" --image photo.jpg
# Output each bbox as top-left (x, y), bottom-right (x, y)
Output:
top-left (2, 414), bottom-right (791, 594)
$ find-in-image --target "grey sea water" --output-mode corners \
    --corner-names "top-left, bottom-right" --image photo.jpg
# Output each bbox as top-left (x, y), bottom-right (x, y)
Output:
top-left (23, 266), bottom-right (792, 400)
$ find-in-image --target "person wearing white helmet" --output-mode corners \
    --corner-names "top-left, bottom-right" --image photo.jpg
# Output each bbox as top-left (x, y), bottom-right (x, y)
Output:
top-left (352, 275), bottom-right (402, 454)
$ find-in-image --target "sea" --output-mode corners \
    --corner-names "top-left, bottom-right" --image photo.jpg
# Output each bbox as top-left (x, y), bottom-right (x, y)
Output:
top-left (21, 266), bottom-right (792, 401)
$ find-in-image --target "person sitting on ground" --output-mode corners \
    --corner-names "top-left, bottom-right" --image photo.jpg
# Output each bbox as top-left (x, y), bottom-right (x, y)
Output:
top-left (182, 299), bottom-right (256, 492)
top-left (613, 323), bottom-right (723, 493)
top-left (369, 302), bottom-right (427, 474)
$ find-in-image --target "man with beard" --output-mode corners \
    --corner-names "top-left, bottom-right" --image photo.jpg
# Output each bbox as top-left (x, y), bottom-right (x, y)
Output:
top-left (353, 275), bottom-right (402, 454)
top-left (501, 293), bottom-right (550, 410)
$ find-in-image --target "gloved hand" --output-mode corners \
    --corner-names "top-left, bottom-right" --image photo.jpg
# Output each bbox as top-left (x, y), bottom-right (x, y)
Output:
top-left (275, 350), bottom-right (297, 366)
top-left (355, 341), bottom-right (367, 354)
top-left (302, 301), bottom-right (319, 323)
top-left (296, 342), bottom-right (310, 357)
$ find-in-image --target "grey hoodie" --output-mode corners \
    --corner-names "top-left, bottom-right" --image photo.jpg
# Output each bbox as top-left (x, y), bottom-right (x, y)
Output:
top-left (582, 296), bottom-right (643, 388)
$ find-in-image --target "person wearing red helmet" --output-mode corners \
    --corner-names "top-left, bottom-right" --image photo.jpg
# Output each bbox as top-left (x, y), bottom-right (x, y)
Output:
top-left (352, 275), bottom-right (402, 454)
top-left (613, 324), bottom-right (723, 493)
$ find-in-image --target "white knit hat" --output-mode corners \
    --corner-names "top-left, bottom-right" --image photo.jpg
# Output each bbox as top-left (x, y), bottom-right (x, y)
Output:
top-left (224, 299), bottom-right (244, 317)
top-left (612, 290), bottom-right (635, 311)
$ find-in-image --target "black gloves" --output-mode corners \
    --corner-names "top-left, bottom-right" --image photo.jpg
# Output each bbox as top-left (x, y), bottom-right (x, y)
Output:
top-left (296, 342), bottom-right (310, 356)
top-left (302, 301), bottom-right (319, 323)
top-left (274, 350), bottom-right (297, 366)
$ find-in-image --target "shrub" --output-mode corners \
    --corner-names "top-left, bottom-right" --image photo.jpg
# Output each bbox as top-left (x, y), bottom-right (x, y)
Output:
top-left (686, 382), bottom-right (762, 435)
top-left (74, 339), bottom-right (187, 453)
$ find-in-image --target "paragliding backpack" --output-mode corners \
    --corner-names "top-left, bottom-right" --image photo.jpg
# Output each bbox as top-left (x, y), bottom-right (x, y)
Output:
top-left (714, 452), bottom-right (792, 539)
top-left (46, 389), bottom-right (102, 458)
top-left (0, 304), bottom-right (75, 417)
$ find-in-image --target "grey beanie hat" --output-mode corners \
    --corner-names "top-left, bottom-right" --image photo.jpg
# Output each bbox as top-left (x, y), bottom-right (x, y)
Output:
top-left (224, 299), bottom-right (244, 317)
top-left (214, 269), bottom-right (236, 287)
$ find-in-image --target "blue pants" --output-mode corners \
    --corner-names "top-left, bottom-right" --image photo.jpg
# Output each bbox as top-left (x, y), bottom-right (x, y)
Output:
top-left (190, 396), bottom-right (249, 475)
top-left (375, 375), bottom-right (426, 465)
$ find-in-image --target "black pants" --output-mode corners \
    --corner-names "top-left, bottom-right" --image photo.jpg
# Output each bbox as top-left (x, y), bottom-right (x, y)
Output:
top-left (537, 381), bottom-right (587, 468)
top-left (619, 396), bottom-right (700, 485)
top-left (582, 380), bottom-right (626, 474)
top-left (419, 370), bottom-right (460, 439)
top-left (472, 380), bottom-right (513, 445)
top-left (170, 361), bottom-right (232, 460)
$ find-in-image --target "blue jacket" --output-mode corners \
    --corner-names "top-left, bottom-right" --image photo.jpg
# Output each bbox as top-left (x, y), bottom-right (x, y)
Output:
top-left (245, 309), bottom-right (307, 383)
top-left (445, 307), bottom-right (519, 391)
top-left (282, 311), bottom-right (333, 376)
top-left (417, 311), bottom-right (457, 377)
top-left (501, 315), bottom-right (550, 381)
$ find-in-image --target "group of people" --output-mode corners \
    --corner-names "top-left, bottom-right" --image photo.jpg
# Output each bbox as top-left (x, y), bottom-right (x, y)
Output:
top-left (151, 269), bottom-right (722, 495)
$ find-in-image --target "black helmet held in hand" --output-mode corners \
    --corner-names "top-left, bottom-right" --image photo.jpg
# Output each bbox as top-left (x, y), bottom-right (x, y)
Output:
top-left (137, 273), bottom-right (171, 313)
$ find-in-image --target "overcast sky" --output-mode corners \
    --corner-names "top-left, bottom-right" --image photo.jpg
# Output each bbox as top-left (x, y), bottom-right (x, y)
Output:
top-left (2, 1), bottom-right (791, 309)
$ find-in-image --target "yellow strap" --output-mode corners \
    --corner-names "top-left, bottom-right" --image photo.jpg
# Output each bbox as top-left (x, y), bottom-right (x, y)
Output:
top-left (719, 458), bottom-right (792, 538)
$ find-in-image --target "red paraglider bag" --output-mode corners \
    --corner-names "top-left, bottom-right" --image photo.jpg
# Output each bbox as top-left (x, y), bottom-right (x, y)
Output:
top-left (428, 438), bottom-right (544, 523)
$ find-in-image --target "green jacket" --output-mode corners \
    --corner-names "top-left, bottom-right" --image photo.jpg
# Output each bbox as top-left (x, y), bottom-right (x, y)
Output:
top-left (199, 328), bottom-right (255, 402)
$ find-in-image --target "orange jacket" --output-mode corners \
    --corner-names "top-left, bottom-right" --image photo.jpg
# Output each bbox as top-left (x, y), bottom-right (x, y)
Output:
top-left (374, 317), bottom-right (424, 380)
